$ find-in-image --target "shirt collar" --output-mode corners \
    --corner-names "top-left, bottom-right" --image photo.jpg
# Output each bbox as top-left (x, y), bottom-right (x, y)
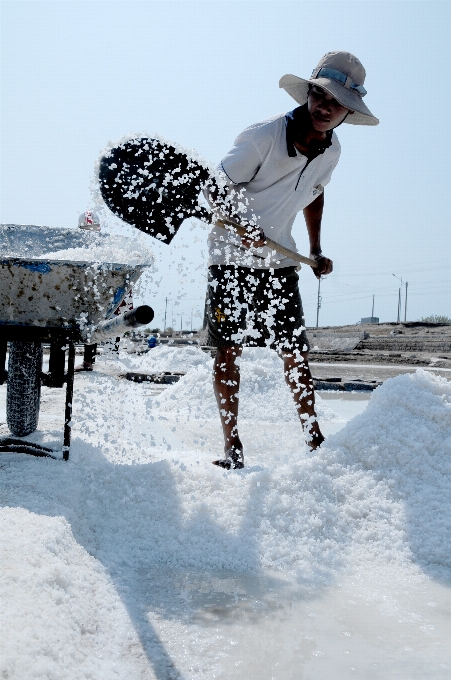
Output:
top-left (285, 104), bottom-right (333, 159)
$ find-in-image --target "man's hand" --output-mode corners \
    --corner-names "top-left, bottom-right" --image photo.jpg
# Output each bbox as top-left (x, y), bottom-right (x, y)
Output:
top-left (241, 225), bottom-right (267, 250)
top-left (310, 252), bottom-right (333, 279)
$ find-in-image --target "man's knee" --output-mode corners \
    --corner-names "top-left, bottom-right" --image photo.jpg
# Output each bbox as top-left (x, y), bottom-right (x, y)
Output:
top-left (216, 345), bottom-right (242, 358)
top-left (214, 345), bottom-right (242, 371)
top-left (283, 350), bottom-right (309, 367)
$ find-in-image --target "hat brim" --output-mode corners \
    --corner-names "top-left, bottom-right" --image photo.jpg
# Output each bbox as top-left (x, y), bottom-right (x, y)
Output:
top-left (279, 74), bottom-right (379, 126)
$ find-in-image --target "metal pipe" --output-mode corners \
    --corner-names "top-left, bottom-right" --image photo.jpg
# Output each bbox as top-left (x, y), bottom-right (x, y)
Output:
top-left (63, 342), bottom-right (75, 461)
top-left (392, 274), bottom-right (403, 323)
top-left (404, 282), bottom-right (408, 322)
top-left (316, 277), bottom-right (322, 328)
top-left (86, 305), bottom-right (154, 343)
top-left (164, 297), bottom-right (168, 332)
top-left (0, 340), bottom-right (7, 385)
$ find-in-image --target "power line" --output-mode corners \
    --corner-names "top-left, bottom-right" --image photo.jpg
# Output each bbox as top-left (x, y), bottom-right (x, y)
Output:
top-left (335, 264), bottom-right (451, 277)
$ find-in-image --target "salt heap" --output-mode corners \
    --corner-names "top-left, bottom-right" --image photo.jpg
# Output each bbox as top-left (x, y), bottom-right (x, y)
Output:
top-left (152, 346), bottom-right (338, 422)
top-left (26, 366), bottom-right (450, 581)
top-left (100, 344), bottom-right (213, 374)
top-left (0, 224), bottom-right (154, 266)
top-left (329, 369), bottom-right (451, 577)
top-left (37, 232), bottom-right (154, 267)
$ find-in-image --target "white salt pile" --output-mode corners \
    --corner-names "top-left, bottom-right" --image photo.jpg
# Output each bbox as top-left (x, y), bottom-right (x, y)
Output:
top-left (37, 246), bottom-right (147, 265)
top-left (37, 233), bottom-right (154, 266)
top-left (0, 224), bottom-right (154, 266)
top-left (152, 346), bottom-right (338, 422)
top-left (3, 368), bottom-right (450, 576)
top-left (331, 369), bottom-right (451, 578)
top-left (71, 367), bottom-right (451, 578)
top-left (98, 344), bottom-right (212, 374)
top-left (1, 365), bottom-right (451, 678)
top-left (1, 508), bottom-right (145, 680)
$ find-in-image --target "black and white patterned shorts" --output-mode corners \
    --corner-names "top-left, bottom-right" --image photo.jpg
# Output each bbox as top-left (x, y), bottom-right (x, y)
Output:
top-left (205, 265), bottom-right (310, 353)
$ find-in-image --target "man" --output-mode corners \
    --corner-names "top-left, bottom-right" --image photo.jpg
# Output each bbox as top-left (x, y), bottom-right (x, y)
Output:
top-left (75, 210), bottom-right (101, 372)
top-left (204, 51), bottom-right (379, 470)
top-left (74, 209), bottom-right (134, 372)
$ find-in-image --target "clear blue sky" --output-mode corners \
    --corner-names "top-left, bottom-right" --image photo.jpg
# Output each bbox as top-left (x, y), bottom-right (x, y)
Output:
top-left (1, 0), bottom-right (450, 329)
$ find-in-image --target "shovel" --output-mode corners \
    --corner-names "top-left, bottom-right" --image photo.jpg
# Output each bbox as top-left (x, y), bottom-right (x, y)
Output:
top-left (99, 136), bottom-right (319, 269)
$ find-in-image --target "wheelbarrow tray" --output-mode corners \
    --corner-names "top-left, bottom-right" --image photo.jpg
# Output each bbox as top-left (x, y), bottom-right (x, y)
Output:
top-left (0, 225), bottom-right (152, 332)
top-left (0, 258), bottom-right (146, 330)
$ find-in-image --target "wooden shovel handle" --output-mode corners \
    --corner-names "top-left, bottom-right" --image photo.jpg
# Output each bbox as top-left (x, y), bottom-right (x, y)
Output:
top-left (215, 218), bottom-right (319, 268)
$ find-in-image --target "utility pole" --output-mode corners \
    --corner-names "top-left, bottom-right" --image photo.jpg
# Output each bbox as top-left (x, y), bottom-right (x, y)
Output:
top-left (316, 277), bottom-right (323, 328)
top-left (180, 314), bottom-right (183, 331)
top-left (392, 274), bottom-right (403, 323)
top-left (404, 282), bottom-right (408, 322)
top-left (371, 294), bottom-right (375, 319)
top-left (164, 297), bottom-right (168, 332)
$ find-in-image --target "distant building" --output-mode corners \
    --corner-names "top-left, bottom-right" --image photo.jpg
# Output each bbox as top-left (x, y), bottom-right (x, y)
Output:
top-left (361, 317), bottom-right (379, 324)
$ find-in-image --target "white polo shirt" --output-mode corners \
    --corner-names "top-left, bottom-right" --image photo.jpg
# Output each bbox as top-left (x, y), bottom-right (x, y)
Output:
top-left (207, 110), bottom-right (341, 269)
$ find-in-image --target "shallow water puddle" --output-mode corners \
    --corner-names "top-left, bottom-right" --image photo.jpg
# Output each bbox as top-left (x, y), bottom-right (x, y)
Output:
top-left (115, 564), bottom-right (451, 679)
top-left (319, 392), bottom-right (370, 437)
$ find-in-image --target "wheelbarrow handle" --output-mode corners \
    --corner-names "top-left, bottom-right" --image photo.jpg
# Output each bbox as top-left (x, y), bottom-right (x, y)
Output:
top-left (85, 305), bottom-right (154, 343)
top-left (215, 218), bottom-right (319, 268)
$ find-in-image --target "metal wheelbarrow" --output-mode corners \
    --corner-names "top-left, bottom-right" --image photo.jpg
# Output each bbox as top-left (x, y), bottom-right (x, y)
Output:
top-left (0, 224), bottom-right (154, 460)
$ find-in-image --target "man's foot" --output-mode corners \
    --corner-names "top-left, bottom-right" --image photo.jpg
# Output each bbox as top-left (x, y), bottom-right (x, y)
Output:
top-left (74, 361), bottom-right (93, 372)
top-left (307, 429), bottom-right (325, 451)
top-left (212, 446), bottom-right (244, 470)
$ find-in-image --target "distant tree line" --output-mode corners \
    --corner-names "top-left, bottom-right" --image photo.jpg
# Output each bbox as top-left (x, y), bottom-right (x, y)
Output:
top-left (419, 315), bottom-right (451, 323)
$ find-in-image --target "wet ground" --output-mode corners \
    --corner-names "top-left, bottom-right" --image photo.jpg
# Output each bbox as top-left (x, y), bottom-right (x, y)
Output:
top-left (310, 360), bottom-right (451, 383)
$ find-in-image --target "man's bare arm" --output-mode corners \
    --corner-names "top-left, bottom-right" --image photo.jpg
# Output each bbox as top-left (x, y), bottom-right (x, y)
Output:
top-left (303, 190), bottom-right (333, 278)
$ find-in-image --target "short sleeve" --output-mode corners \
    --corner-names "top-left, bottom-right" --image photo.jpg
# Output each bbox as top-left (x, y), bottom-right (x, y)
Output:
top-left (220, 131), bottom-right (263, 185)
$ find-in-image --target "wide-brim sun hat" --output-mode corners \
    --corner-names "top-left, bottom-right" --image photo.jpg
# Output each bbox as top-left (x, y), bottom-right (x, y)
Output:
top-left (279, 51), bottom-right (379, 126)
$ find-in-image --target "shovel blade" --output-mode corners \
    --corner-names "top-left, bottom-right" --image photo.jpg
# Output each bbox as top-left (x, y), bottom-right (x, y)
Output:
top-left (99, 137), bottom-right (211, 244)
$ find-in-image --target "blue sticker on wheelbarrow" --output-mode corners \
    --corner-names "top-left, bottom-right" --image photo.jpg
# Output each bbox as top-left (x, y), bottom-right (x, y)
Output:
top-left (105, 286), bottom-right (126, 317)
top-left (14, 261), bottom-right (52, 274)
top-left (112, 286), bottom-right (126, 307)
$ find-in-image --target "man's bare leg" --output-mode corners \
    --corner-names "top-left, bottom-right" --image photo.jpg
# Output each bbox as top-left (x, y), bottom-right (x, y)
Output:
top-left (283, 351), bottom-right (324, 450)
top-left (212, 345), bottom-right (244, 468)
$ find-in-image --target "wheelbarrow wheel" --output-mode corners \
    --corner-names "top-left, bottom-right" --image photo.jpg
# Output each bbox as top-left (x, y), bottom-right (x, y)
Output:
top-left (7, 342), bottom-right (43, 437)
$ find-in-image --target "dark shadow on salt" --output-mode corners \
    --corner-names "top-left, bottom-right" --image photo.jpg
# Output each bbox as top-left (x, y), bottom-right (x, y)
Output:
top-left (390, 462), bottom-right (451, 585)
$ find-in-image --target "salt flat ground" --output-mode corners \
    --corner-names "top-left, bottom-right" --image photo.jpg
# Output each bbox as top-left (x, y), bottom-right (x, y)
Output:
top-left (1, 346), bottom-right (451, 680)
